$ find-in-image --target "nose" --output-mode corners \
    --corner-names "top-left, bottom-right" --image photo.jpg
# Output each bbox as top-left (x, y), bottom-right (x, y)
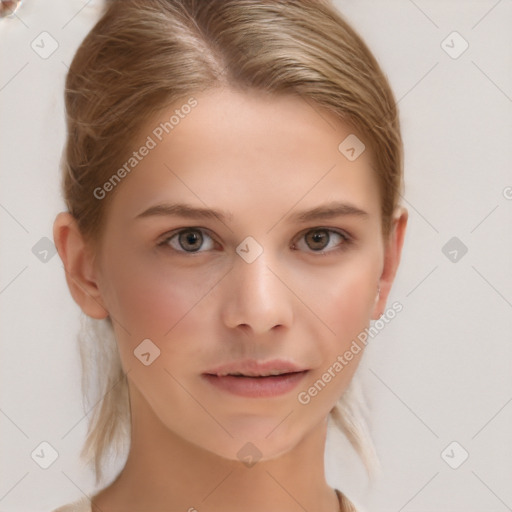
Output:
top-left (220, 248), bottom-right (293, 336)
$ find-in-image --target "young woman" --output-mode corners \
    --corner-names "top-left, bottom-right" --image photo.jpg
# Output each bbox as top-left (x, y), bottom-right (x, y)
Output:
top-left (52, 0), bottom-right (407, 510)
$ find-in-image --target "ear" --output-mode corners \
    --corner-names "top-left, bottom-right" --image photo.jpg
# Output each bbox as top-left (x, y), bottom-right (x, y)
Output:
top-left (53, 212), bottom-right (109, 319)
top-left (372, 206), bottom-right (408, 320)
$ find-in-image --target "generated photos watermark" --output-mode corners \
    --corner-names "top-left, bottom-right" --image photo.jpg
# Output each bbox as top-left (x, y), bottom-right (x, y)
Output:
top-left (93, 97), bottom-right (198, 200)
top-left (297, 301), bottom-right (403, 405)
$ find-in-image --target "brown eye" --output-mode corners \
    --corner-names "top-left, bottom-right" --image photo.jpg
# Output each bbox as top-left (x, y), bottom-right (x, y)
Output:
top-left (178, 229), bottom-right (203, 251)
top-left (305, 229), bottom-right (330, 251)
top-left (160, 228), bottom-right (216, 253)
top-left (293, 228), bottom-right (351, 255)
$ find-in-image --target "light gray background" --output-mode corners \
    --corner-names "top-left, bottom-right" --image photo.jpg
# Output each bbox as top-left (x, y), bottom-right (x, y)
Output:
top-left (1, 1), bottom-right (511, 511)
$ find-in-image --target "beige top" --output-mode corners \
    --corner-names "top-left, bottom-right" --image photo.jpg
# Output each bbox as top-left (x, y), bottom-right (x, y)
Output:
top-left (53, 489), bottom-right (366, 511)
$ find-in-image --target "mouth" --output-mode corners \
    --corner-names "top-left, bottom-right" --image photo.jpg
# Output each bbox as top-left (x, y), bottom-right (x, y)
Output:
top-left (205, 358), bottom-right (308, 377)
top-left (202, 359), bottom-right (309, 397)
top-left (208, 370), bottom-right (303, 378)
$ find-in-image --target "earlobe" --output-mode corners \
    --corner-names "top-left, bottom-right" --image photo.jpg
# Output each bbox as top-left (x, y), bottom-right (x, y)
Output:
top-left (53, 212), bottom-right (109, 319)
top-left (372, 206), bottom-right (408, 320)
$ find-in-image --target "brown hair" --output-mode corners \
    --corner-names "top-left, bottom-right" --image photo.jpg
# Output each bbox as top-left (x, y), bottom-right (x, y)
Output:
top-left (62, 0), bottom-right (402, 485)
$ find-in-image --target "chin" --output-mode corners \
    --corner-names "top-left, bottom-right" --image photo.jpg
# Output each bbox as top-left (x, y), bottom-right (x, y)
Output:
top-left (197, 422), bottom-right (308, 465)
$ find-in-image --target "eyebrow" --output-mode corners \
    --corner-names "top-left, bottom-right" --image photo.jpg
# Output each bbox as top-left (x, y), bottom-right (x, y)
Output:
top-left (134, 201), bottom-right (369, 223)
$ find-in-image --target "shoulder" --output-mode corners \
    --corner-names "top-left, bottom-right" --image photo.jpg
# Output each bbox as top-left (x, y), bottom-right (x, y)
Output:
top-left (335, 488), bottom-right (368, 512)
top-left (51, 496), bottom-right (92, 512)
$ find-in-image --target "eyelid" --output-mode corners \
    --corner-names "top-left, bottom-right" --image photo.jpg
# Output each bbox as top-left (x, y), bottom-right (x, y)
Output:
top-left (295, 226), bottom-right (351, 241)
top-left (157, 226), bottom-right (217, 249)
top-left (158, 226), bottom-right (212, 242)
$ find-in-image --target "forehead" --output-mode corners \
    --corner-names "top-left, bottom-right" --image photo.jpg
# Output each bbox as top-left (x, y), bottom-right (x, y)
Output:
top-left (105, 87), bottom-right (380, 225)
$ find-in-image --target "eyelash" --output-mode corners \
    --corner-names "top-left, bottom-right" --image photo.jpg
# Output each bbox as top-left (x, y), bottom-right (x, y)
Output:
top-left (157, 226), bottom-right (353, 256)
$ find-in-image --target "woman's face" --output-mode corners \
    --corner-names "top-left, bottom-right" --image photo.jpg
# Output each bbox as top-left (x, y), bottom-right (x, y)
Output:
top-left (92, 87), bottom-right (396, 462)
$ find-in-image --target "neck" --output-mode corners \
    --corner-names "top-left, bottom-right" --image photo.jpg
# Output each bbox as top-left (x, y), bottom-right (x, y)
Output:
top-left (91, 383), bottom-right (341, 512)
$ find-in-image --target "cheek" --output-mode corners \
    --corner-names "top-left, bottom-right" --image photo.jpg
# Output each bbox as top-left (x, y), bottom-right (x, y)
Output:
top-left (299, 254), bottom-right (379, 344)
top-left (293, 264), bottom-right (377, 411)
top-left (326, 273), bottom-right (375, 337)
top-left (100, 252), bottom-right (213, 343)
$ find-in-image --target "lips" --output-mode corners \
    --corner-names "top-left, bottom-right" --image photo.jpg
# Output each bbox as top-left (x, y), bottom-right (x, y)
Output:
top-left (202, 359), bottom-right (309, 398)
top-left (204, 359), bottom-right (307, 378)
top-left (202, 368), bottom-right (309, 399)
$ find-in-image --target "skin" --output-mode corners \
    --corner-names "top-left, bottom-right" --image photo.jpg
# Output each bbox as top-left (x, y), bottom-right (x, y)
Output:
top-left (54, 87), bottom-right (407, 512)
